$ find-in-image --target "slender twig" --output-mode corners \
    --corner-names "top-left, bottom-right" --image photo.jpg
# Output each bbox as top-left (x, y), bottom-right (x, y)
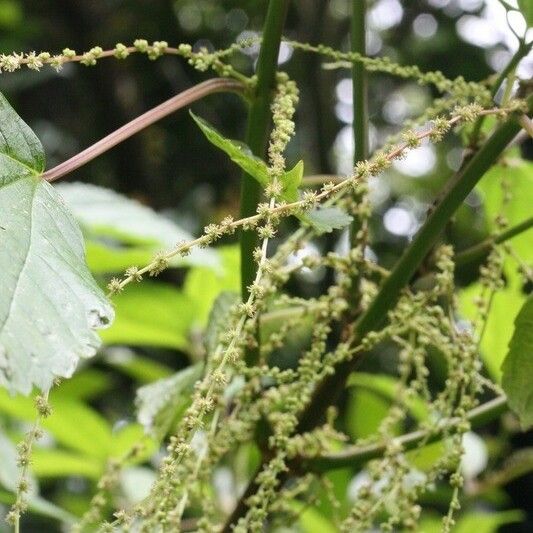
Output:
top-left (301, 174), bottom-right (343, 186)
top-left (347, 0), bottom-right (369, 313)
top-left (469, 39), bottom-right (532, 147)
top-left (456, 216), bottom-right (533, 266)
top-left (302, 396), bottom-right (508, 472)
top-left (42, 78), bottom-right (245, 182)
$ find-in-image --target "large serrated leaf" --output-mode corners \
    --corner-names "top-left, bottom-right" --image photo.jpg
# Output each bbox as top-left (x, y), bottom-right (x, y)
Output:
top-left (190, 111), bottom-right (304, 203)
top-left (0, 92), bottom-right (113, 394)
top-left (502, 295), bottom-right (533, 429)
top-left (190, 111), bottom-right (270, 186)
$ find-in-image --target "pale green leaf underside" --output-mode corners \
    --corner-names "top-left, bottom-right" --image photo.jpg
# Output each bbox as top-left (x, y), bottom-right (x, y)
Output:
top-left (205, 291), bottom-right (240, 356)
top-left (0, 92), bottom-right (113, 394)
top-left (502, 295), bottom-right (533, 429)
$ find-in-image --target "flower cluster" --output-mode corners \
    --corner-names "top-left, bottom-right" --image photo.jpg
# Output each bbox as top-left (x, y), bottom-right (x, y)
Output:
top-left (8, 33), bottom-right (527, 533)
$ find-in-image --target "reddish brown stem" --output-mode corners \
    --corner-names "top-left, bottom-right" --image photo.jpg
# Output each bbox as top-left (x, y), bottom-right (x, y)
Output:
top-left (42, 78), bottom-right (245, 182)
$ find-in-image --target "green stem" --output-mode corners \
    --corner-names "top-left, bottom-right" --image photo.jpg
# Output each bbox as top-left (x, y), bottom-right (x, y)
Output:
top-left (348, 0), bottom-right (368, 308)
top-left (239, 0), bottom-right (289, 365)
top-left (351, 0), bottom-right (368, 166)
top-left (239, 0), bottom-right (289, 297)
top-left (304, 396), bottom-right (507, 472)
top-left (297, 96), bottom-right (531, 432)
top-left (469, 40), bottom-right (531, 147)
top-left (349, 0), bottom-right (368, 243)
top-left (456, 216), bottom-right (533, 266)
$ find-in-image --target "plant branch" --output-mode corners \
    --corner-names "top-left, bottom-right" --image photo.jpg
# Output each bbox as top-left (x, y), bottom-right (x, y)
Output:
top-left (470, 39), bottom-right (532, 147)
top-left (110, 106), bottom-right (516, 294)
top-left (348, 0), bottom-right (369, 312)
top-left (301, 396), bottom-right (507, 472)
top-left (456, 216), bottom-right (533, 266)
top-left (351, 0), bottom-right (368, 166)
top-left (218, 102), bottom-right (529, 532)
top-left (42, 78), bottom-right (245, 182)
top-left (239, 0), bottom-right (289, 366)
top-left (296, 94), bottom-right (532, 433)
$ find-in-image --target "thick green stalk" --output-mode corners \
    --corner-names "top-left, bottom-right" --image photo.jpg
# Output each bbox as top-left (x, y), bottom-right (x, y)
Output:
top-left (349, 0), bottom-right (368, 249)
top-left (351, 0), bottom-right (368, 165)
top-left (456, 216), bottom-right (533, 266)
top-left (239, 0), bottom-right (289, 300)
top-left (355, 117), bottom-right (525, 336)
top-left (304, 396), bottom-right (507, 472)
top-left (297, 99), bottom-right (531, 432)
top-left (239, 0), bottom-right (289, 367)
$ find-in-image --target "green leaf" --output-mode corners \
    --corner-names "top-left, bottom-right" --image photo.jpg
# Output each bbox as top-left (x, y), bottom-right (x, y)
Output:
top-left (347, 373), bottom-right (429, 422)
top-left (502, 295), bottom-right (533, 429)
top-left (184, 245), bottom-right (241, 328)
top-left (459, 276), bottom-right (525, 380)
top-left (52, 369), bottom-right (113, 401)
top-left (0, 92), bottom-right (114, 394)
top-left (518, 0), bottom-right (533, 26)
top-left (190, 111), bottom-right (270, 186)
top-left (109, 423), bottom-right (156, 460)
top-left (56, 181), bottom-right (219, 272)
top-left (346, 388), bottom-right (390, 439)
top-left (104, 349), bottom-right (173, 384)
top-left (461, 168), bottom-right (531, 380)
top-left (287, 501), bottom-right (337, 533)
top-left (280, 159), bottom-right (304, 202)
top-left (100, 282), bottom-right (194, 350)
top-left (0, 389), bottom-right (112, 457)
top-left (191, 111), bottom-right (305, 204)
top-left (136, 363), bottom-right (203, 439)
top-left (205, 291), bottom-right (240, 356)
top-left (31, 449), bottom-right (103, 479)
top-left (302, 206), bottom-right (353, 235)
top-left (84, 240), bottom-right (156, 275)
top-left (478, 161), bottom-right (533, 262)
